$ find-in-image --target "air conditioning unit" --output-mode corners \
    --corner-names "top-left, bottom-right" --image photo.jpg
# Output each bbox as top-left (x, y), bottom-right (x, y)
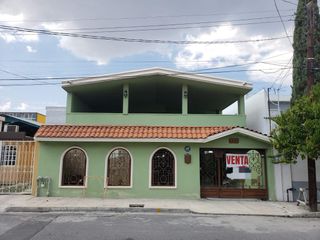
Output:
top-left (4, 125), bottom-right (19, 132)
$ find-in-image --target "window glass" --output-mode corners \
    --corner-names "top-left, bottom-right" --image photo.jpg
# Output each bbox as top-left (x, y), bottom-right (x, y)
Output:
top-left (223, 150), bottom-right (265, 189)
top-left (107, 148), bottom-right (131, 186)
top-left (151, 148), bottom-right (175, 186)
top-left (0, 145), bottom-right (17, 166)
top-left (61, 148), bottom-right (86, 186)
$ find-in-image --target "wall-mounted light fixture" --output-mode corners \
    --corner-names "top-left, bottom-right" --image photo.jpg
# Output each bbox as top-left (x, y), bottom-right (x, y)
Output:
top-left (183, 90), bottom-right (188, 97)
top-left (123, 89), bottom-right (128, 98)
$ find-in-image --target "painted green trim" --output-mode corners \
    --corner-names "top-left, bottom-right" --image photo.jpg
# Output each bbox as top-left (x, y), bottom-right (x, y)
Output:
top-left (66, 113), bottom-right (246, 126)
top-left (66, 93), bottom-right (72, 114)
top-left (182, 84), bottom-right (188, 115)
top-left (238, 95), bottom-right (245, 115)
top-left (123, 84), bottom-right (129, 115)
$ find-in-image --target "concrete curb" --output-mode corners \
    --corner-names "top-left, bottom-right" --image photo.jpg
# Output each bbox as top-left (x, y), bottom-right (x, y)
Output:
top-left (4, 206), bottom-right (320, 218)
top-left (5, 206), bottom-right (191, 214)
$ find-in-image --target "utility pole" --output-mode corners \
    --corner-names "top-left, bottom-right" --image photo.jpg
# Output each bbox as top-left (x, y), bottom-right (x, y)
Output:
top-left (267, 88), bottom-right (272, 134)
top-left (306, 0), bottom-right (317, 212)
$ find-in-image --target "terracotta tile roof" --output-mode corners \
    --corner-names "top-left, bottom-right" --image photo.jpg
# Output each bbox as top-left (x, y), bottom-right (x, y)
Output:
top-left (35, 125), bottom-right (237, 139)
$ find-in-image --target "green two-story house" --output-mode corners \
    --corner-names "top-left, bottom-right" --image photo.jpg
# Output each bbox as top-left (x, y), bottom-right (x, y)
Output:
top-left (35, 68), bottom-right (275, 200)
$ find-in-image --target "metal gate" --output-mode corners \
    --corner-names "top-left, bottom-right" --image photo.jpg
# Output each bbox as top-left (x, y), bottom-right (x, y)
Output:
top-left (0, 141), bottom-right (35, 194)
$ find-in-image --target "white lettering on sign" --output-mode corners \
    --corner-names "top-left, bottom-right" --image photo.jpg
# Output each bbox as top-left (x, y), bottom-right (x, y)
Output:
top-left (226, 154), bottom-right (249, 167)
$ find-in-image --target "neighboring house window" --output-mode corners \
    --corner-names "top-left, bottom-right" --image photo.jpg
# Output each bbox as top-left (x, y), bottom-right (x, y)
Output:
top-left (61, 148), bottom-right (86, 186)
top-left (151, 148), bottom-right (175, 187)
top-left (0, 145), bottom-right (17, 166)
top-left (107, 148), bottom-right (131, 187)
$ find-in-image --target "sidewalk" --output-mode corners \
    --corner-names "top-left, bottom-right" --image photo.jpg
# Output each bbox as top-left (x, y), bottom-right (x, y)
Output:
top-left (0, 195), bottom-right (319, 217)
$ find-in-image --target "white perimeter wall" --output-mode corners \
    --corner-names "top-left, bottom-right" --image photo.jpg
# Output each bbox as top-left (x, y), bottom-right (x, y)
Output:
top-left (246, 90), bottom-right (292, 201)
top-left (245, 90), bottom-right (270, 135)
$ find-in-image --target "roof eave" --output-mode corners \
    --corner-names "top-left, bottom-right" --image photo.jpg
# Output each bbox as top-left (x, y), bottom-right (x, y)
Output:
top-left (35, 127), bottom-right (270, 144)
top-left (62, 67), bottom-right (252, 92)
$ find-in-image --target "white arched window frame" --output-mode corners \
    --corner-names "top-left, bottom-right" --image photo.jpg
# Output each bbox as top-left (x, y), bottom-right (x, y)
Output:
top-left (149, 147), bottom-right (177, 189)
top-left (104, 147), bottom-right (133, 189)
top-left (59, 146), bottom-right (89, 188)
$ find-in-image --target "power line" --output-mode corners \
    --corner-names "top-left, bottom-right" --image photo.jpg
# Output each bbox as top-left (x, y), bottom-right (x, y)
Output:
top-left (0, 52), bottom-right (292, 64)
top-left (1, 18), bottom-right (293, 35)
top-left (0, 66), bottom-right (293, 82)
top-left (0, 15), bottom-right (294, 35)
top-left (66, 19), bottom-right (294, 34)
top-left (0, 24), bottom-right (292, 45)
top-left (274, 0), bottom-right (293, 45)
top-left (0, 67), bottom-right (295, 85)
top-left (0, 82), bottom-right (61, 86)
top-left (280, 0), bottom-right (298, 6)
top-left (0, 52), bottom-right (294, 81)
top-left (0, 9), bottom-right (296, 23)
top-left (0, 67), bottom-right (49, 84)
top-left (33, 15), bottom-right (294, 31)
top-left (269, 56), bottom-right (293, 89)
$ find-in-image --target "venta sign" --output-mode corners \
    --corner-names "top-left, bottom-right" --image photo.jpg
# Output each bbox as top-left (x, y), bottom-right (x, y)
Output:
top-left (226, 153), bottom-right (249, 167)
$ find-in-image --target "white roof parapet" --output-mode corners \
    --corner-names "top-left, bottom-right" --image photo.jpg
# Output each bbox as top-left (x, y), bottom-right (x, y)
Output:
top-left (62, 67), bottom-right (252, 90)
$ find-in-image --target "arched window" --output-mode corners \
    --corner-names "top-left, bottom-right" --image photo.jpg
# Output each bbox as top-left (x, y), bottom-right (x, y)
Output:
top-left (61, 148), bottom-right (87, 186)
top-left (151, 148), bottom-right (175, 187)
top-left (107, 148), bottom-right (131, 187)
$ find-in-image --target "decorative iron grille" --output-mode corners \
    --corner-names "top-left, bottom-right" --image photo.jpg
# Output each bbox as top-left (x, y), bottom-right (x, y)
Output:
top-left (107, 148), bottom-right (131, 186)
top-left (151, 149), bottom-right (175, 186)
top-left (0, 144), bottom-right (17, 166)
top-left (61, 148), bottom-right (86, 186)
top-left (200, 150), bottom-right (218, 187)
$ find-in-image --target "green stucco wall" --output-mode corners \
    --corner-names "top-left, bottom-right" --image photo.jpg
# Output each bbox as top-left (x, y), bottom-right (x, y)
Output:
top-left (38, 142), bottom-right (200, 199)
top-left (37, 133), bottom-right (275, 200)
top-left (66, 113), bottom-right (246, 127)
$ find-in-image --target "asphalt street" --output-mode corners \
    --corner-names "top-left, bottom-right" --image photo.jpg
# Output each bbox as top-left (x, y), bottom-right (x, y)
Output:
top-left (0, 212), bottom-right (319, 240)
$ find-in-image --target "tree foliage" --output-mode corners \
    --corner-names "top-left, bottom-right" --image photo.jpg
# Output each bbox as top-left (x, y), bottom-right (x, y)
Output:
top-left (292, 0), bottom-right (320, 102)
top-left (271, 84), bottom-right (320, 162)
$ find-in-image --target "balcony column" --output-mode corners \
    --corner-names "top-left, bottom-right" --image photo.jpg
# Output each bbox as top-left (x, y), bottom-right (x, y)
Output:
top-left (66, 93), bottom-right (72, 114)
top-left (123, 84), bottom-right (129, 115)
top-left (182, 84), bottom-right (188, 115)
top-left (238, 95), bottom-right (245, 115)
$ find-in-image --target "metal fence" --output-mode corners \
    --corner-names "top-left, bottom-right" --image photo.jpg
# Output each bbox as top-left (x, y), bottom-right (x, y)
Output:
top-left (0, 141), bottom-right (35, 194)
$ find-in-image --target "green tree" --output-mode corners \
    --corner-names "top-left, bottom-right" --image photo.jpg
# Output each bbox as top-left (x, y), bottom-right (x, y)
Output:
top-left (292, 0), bottom-right (320, 102)
top-left (271, 84), bottom-right (320, 211)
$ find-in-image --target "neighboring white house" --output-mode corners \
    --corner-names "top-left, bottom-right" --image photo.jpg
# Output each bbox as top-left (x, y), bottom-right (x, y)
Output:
top-left (45, 107), bottom-right (66, 124)
top-left (246, 89), bottom-right (320, 202)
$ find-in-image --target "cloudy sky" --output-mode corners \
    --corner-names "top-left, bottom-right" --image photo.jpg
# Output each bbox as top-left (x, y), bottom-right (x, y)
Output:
top-left (0, 0), bottom-right (296, 113)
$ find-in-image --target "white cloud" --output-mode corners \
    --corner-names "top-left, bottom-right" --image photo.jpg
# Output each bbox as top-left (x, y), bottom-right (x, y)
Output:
top-left (26, 45), bottom-right (37, 53)
top-left (0, 0), bottom-right (294, 79)
top-left (16, 102), bottom-right (29, 111)
top-left (0, 31), bottom-right (39, 43)
top-left (0, 101), bottom-right (11, 111)
top-left (0, 32), bottom-right (17, 43)
top-left (0, 13), bottom-right (39, 43)
top-left (0, 13), bottom-right (24, 24)
top-left (174, 24), bottom-right (293, 85)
